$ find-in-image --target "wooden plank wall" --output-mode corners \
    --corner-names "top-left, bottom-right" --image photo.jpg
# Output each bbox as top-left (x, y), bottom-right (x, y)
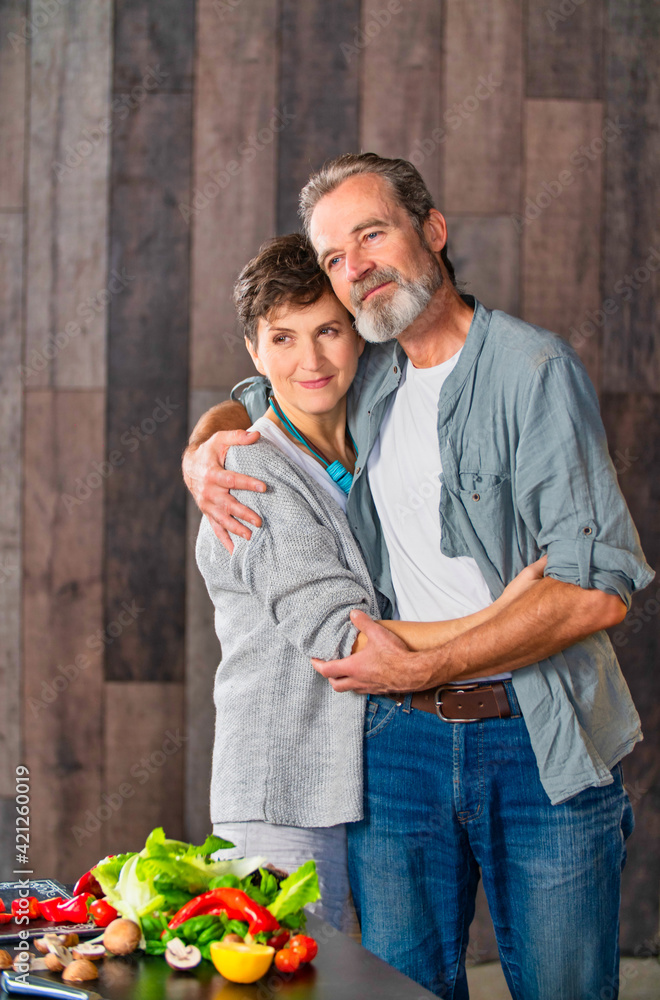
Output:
top-left (0, 0), bottom-right (25, 881)
top-left (0, 0), bottom-right (657, 956)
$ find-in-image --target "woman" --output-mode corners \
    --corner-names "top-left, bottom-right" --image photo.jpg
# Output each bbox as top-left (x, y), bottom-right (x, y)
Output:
top-left (195, 234), bottom-right (544, 931)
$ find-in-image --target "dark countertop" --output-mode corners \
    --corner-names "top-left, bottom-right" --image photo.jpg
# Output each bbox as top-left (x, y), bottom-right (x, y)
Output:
top-left (8, 914), bottom-right (436, 1000)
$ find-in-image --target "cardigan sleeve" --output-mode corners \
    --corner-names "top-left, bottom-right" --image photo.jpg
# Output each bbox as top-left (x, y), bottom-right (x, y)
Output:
top-left (223, 441), bottom-right (374, 661)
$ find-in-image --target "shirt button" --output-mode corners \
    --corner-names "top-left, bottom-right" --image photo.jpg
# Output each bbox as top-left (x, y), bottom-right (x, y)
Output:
top-left (355, 467), bottom-right (360, 474)
top-left (472, 493), bottom-right (480, 502)
top-left (393, 366), bottom-right (398, 373)
top-left (582, 526), bottom-right (592, 535)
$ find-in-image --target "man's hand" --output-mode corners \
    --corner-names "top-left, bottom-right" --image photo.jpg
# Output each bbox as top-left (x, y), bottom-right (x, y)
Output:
top-left (312, 610), bottom-right (432, 694)
top-left (183, 428), bottom-right (266, 553)
top-left (313, 579), bottom-right (627, 694)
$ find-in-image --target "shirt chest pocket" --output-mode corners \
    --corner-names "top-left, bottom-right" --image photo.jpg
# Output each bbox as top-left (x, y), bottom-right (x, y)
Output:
top-left (457, 469), bottom-right (511, 522)
top-left (440, 465), bottom-right (514, 568)
top-left (458, 470), bottom-right (509, 501)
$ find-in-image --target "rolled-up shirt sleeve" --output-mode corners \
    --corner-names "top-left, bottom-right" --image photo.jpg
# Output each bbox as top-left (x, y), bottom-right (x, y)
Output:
top-left (514, 356), bottom-right (654, 608)
top-left (231, 376), bottom-right (271, 423)
top-left (225, 443), bottom-right (375, 660)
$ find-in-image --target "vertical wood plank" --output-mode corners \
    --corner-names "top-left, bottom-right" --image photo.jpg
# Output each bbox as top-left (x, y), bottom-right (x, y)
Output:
top-left (601, 0), bottom-right (660, 392)
top-left (107, 95), bottom-right (191, 392)
top-left (103, 683), bottom-right (185, 854)
top-left (443, 0), bottom-right (523, 214)
top-left (184, 390), bottom-right (228, 843)
top-left (360, 0), bottom-right (443, 206)
top-left (0, 215), bottom-right (23, 797)
top-left (0, 798), bottom-right (15, 880)
top-left (600, 393), bottom-right (660, 953)
top-left (526, 0), bottom-right (604, 100)
top-left (104, 388), bottom-right (188, 683)
top-left (189, 0), bottom-right (278, 391)
top-left (520, 99), bottom-right (603, 390)
top-left (24, 0), bottom-right (112, 389)
top-left (113, 0), bottom-right (195, 92)
top-left (445, 216), bottom-right (520, 316)
top-left (106, 83), bottom-right (192, 682)
top-left (0, 1), bottom-right (27, 208)
top-left (23, 390), bottom-right (104, 880)
top-left (277, 0), bottom-right (361, 234)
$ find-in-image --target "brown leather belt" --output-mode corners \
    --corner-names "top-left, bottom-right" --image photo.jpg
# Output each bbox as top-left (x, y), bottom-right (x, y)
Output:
top-left (384, 681), bottom-right (512, 722)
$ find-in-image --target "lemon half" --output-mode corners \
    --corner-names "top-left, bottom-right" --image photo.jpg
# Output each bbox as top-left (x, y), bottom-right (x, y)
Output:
top-left (210, 940), bottom-right (275, 983)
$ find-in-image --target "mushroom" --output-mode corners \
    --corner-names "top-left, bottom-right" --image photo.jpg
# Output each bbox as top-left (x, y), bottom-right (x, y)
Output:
top-left (44, 953), bottom-right (66, 972)
top-left (34, 934), bottom-right (61, 955)
top-left (62, 958), bottom-right (99, 983)
top-left (13, 953), bottom-right (48, 972)
top-left (164, 938), bottom-right (202, 971)
top-left (42, 937), bottom-right (73, 970)
top-left (59, 933), bottom-right (79, 948)
top-left (102, 918), bottom-right (141, 955)
top-left (0, 950), bottom-right (12, 970)
top-left (72, 942), bottom-right (106, 961)
top-left (222, 934), bottom-right (243, 944)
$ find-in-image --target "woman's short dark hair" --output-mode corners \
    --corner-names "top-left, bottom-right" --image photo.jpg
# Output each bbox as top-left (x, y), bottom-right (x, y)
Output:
top-left (233, 233), bottom-right (334, 347)
top-left (299, 152), bottom-right (457, 286)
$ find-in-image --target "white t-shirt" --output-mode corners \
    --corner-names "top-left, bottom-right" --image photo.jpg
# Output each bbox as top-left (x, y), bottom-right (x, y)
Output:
top-left (251, 416), bottom-right (348, 511)
top-left (367, 353), bottom-right (511, 681)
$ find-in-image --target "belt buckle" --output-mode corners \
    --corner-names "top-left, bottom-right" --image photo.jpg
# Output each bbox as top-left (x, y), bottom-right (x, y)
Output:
top-left (435, 683), bottom-right (481, 723)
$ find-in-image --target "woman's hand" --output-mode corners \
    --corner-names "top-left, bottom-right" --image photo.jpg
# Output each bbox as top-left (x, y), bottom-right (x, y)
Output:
top-left (494, 555), bottom-right (548, 609)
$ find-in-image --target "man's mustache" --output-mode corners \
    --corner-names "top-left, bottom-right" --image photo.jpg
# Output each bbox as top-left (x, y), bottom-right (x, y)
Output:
top-left (350, 267), bottom-right (403, 310)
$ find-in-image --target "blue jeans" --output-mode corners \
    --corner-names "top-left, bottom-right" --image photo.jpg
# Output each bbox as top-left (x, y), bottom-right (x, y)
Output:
top-left (347, 686), bottom-right (634, 999)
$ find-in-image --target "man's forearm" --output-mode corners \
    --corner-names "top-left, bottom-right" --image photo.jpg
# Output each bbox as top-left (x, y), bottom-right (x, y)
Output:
top-left (353, 603), bottom-right (502, 654)
top-left (423, 578), bottom-right (627, 685)
top-left (187, 400), bottom-right (251, 449)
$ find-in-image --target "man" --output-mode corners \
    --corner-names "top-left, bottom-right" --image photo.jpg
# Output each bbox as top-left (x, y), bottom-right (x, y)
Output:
top-left (183, 153), bottom-right (653, 998)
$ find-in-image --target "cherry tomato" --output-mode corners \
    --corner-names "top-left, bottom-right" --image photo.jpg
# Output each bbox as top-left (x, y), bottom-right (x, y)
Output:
top-left (289, 934), bottom-right (318, 963)
top-left (267, 930), bottom-right (290, 950)
top-left (89, 898), bottom-right (118, 928)
top-left (274, 948), bottom-right (301, 973)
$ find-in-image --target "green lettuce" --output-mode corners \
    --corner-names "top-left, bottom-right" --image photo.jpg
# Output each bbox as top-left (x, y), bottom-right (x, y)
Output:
top-left (267, 860), bottom-right (320, 924)
top-left (91, 827), bottom-right (266, 935)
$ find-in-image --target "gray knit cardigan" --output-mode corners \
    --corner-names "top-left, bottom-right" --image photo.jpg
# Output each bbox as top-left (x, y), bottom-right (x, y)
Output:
top-left (195, 439), bottom-right (381, 828)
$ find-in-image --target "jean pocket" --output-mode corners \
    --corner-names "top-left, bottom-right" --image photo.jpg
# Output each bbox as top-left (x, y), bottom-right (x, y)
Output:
top-left (364, 696), bottom-right (397, 739)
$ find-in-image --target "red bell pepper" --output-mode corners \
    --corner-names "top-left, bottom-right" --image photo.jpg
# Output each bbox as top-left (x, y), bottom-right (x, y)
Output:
top-left (39, 897), bottom-right (64, 921)
top-left (89, 898), bottom-right (118, 927)
top-left (0, 914), bottom-right (12, 925)
top-left (11, 897), bottom-right (40, 919)
top-left (57, 892), bottom-right (93, 923)
top-left (167, 888), bottom-right (280, 936)
top-left (72, 869), bottom-right (104, 899)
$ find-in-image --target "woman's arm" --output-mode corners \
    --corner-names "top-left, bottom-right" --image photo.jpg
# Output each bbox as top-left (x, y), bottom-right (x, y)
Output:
top-left (352, 556), bottom-right (547, 653)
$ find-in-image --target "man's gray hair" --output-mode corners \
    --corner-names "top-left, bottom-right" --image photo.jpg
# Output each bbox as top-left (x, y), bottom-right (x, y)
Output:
top-left (298, 152), bottom-right (456, 286)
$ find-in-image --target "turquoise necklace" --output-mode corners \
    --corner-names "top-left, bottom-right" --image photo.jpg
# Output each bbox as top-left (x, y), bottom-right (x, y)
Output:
top-left (268, 396), bottom-right (357, 495)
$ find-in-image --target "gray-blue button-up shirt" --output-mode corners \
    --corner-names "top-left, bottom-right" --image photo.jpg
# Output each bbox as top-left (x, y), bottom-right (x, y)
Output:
top-left (232, 298), bottom-right (654, 804)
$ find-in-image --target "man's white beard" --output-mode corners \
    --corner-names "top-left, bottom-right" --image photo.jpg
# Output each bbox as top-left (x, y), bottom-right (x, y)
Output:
top-left (351, 258), bottom-right (443, 344)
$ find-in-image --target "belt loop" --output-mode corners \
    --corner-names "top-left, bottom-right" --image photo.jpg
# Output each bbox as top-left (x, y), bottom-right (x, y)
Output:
top-left (402, 693), bottom-right (413, 714)
top-left (504, 679), bottom-right (521, 718)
